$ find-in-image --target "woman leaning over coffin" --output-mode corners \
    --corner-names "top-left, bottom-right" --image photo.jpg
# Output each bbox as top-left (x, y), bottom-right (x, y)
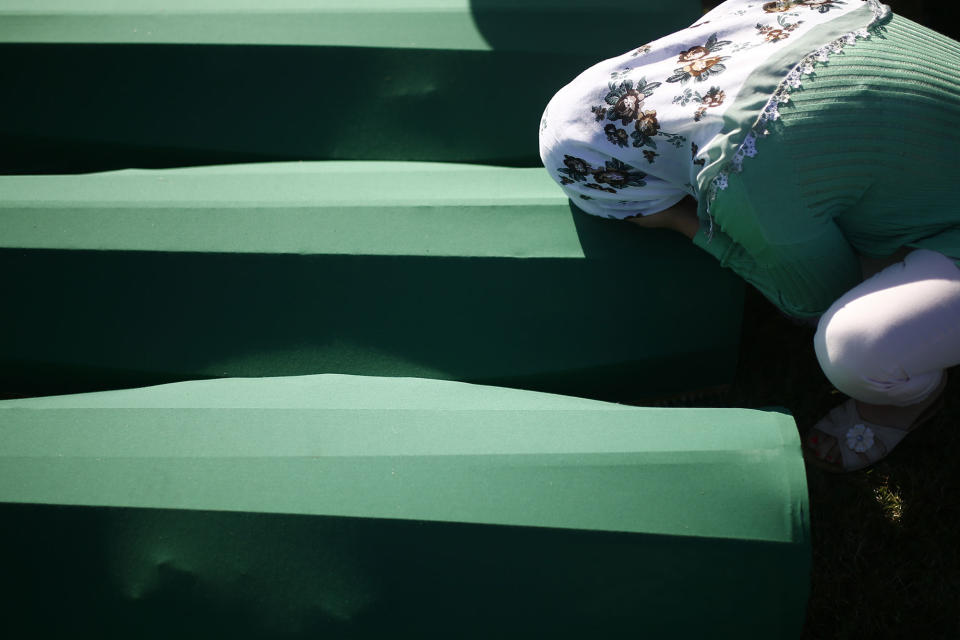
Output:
top-left (538, 0), bottom-right (960, 472)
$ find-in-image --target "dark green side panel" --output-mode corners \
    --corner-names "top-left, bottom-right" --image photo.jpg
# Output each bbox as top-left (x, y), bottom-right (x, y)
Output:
top-left (0, 0), bottom-right (702, 172)
top-left (0, 504), bottom-right (809, 639)
top-left (0, 163), bottom-right (743, 400)
top-left (0, 374), bottom-right (810, 638)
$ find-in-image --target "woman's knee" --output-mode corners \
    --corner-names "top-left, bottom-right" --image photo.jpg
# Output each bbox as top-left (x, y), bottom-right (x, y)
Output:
top-left (814, 304), bottom-right (946, 405)
top-left (813, 249), bottom-right (960, 405)
top-left (814, 302), bottom-right (889, 401)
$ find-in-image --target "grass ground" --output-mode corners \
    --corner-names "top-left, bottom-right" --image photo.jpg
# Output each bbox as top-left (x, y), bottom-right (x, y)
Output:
top-left (691, 2), bottom-right (960, 636)
top-left (729, 288), bottom-right (960, 639)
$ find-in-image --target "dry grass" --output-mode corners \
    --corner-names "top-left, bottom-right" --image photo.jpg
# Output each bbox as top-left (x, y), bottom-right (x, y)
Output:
top-left (701, 2), bottom-right (960, 635)
top-left (731, 288), bottom-right (960, 639)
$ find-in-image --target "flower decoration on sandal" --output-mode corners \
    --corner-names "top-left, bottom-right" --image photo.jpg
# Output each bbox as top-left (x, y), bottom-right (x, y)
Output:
top-left (845, 424), bottom-right (875, 453)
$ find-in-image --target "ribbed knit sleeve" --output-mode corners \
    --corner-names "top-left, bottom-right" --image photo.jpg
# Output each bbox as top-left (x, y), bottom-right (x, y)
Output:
top-left (693, 111), bottom-right (863, 318)
top-left (694, 13), bottom-right (960, 317)
top-left (693, 221), bottom-right (861, 318)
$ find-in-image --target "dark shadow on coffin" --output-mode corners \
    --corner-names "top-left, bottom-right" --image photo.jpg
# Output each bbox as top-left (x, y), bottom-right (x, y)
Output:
top-left (0, 243), bottom-right (743, 401)
top-left (0, 43), bottom-right (600, 174)
top-left (0, 502), bottom-right (809, 639)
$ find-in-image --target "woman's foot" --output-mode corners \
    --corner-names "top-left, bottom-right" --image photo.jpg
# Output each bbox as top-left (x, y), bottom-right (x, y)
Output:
top-left (805, 374), bottom-right (947, 471)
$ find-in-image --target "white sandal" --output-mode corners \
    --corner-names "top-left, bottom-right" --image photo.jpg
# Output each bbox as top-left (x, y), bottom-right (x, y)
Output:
top-left (805, 388), bottom-right (945, 473)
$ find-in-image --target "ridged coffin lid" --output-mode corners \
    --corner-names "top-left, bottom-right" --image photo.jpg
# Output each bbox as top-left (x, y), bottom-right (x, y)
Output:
top-left (0, 374), bottom-right (809, 545)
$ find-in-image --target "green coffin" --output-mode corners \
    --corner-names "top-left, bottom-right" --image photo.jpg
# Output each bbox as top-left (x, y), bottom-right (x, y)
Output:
top-left (0, 0), bottom-right (701, 172)
top-left (0, 161), bottom-right (744, 399)
top-left (0, 374), bottom-right (810, 638)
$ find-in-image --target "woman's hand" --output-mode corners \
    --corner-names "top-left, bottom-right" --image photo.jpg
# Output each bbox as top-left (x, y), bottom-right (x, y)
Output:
top-left (626, 195), bottom-right (700, 240)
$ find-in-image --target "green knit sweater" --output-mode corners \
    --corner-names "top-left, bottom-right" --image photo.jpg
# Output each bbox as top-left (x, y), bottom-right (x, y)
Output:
top-left (693, 14), bottom-right (960, 318)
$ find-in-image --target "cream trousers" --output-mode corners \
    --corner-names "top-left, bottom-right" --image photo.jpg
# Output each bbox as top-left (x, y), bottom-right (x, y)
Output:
top-left (814, 249), bottom-right (960, 407)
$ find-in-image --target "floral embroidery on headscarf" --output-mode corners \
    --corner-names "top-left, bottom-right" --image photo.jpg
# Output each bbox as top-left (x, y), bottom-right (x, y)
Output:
top-left (763, 0), bottom-right (844, 12)
top-left (758, 27), bottom-right (788, 41)
top-left (672, 86), bottom-right (726, 121)
top-left (589, 77), bottom-right (687, 152)
top-left (558, 155), bottom-right (592, 183)
top-left (762, 0), bottom-right (799, 11)
top-left (556, 156), bottom-right (646, 194)
top-left (629, 110), bottom-right (687, 149)
top-left (600, 77), bottom-right (662, 126)
top-left (630, 44), bottom-right (652, 57)
top-left (691, 142), bottom-right (706, 167)
top-left (757, 16), bottom-right (804, 41)
top-left (635, 110), bottom-right (660, 137)
top-left (666, 33), bottom-right (732, 84)
top-left (800, 0), bottom-right (845, 13)
top-left (592, 158), bottom-right (647, 189)
top-left (604, 124), bottom-right (630, 147)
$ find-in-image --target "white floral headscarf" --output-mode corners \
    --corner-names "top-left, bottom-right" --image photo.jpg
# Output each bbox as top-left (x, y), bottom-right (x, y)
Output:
top-left (538, 0), bottom-right (890, 220)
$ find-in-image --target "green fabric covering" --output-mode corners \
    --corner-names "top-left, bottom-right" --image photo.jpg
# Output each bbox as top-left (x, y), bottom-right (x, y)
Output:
top-left (0, 0), bottom-right (695, 49)
top-left (0, 161), bottom-right (744, 400)
top-left (0, 0), bottom-right (701, 172)
top-left (0, 374), bottom-right (810, 638)
top-left (694, 13), bottom-right (960, 318)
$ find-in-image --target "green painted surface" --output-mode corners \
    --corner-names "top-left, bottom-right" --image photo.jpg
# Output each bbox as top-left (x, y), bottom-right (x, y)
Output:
top-left (0, 162), bottom-right (744, 400)
top-left (0, 0), bottom-right (695, 49)
top-left (0, 163), bottom-right (591, 256)
top-left (0, 0), bottom-right (701, 171)
top-left (0, 375), bottom-right (806, 542)
top-left (0, 375), bottom-right (810, 637)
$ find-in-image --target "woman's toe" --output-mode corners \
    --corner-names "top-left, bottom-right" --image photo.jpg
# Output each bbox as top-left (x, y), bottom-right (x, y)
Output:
top-left (812, 430), bottom-right (834, 459)
top-left (806, 429), bottom-right (844, 467)
top-left (806, 429), bottom-right (825, 451)
top-left (822, 441), bottom-right (842, 467)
